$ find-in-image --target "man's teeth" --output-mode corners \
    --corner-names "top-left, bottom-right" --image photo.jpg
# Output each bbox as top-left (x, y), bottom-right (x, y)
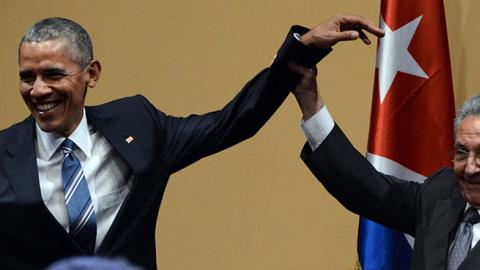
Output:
top-left (36, 102), bottom-right (59, 111)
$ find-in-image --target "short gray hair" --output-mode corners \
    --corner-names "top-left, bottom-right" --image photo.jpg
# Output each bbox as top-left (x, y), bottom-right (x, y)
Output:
top-left (454, 95), bottom-right (480, 136)
top-left (19, 17), bottom-right (93, 67)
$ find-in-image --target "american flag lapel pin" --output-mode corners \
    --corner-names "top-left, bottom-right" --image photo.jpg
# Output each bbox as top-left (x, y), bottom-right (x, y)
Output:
top-left (125, 135), bottom-right (135, 144)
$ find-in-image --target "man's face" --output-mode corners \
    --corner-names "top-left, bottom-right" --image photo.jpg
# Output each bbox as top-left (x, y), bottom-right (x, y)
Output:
top-left (18, 39), bottom-right (94, 137)
top-left (454, 115), bottom-right (480, 207)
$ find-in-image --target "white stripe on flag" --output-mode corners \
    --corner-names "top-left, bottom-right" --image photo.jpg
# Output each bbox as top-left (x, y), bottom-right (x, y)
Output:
top-left (366, 152), bottom-right (426, 183)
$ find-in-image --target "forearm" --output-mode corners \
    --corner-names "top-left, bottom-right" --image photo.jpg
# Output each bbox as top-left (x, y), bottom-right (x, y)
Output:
top-left (210, 26), bottom-right (332, 146)
top-left (300, 125), bottom-right (418, 235)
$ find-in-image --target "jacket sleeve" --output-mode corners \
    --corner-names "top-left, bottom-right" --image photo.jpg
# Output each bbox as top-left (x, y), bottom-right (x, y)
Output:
top-left (301, 124), bottom-right (421, 236)
top-left (142, 25), bottom-right (332, 175)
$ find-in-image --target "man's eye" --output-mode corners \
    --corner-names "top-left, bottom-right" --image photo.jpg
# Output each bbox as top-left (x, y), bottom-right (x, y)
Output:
top-left (455, 149), bottom-right (468, 158)
top-left (20, 75), bottom-right (35, 84)
top-left (45, 73), bottom-right (66, 80)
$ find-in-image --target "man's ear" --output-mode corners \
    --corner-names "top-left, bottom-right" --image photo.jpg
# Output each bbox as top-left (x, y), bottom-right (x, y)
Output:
top-left (85, 60), bottom-right (101, 88)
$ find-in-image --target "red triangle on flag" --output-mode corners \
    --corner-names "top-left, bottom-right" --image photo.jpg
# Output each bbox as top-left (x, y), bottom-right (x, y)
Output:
top-left (368, 0), bottom-right (455, 176)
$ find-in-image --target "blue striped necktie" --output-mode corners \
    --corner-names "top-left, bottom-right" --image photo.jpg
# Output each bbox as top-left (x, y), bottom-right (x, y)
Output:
top-left (61, 138), bottom-right (97, 254)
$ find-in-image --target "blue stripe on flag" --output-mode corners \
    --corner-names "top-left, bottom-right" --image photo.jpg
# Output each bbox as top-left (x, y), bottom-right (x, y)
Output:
top-left (358, 217), bottom-right (412, 270)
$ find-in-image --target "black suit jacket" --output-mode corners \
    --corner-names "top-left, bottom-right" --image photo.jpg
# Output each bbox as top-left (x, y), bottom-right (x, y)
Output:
top-left (0, 26), bottom-right (330, 270)
top-left (301, 124), bottom-right (480, 270)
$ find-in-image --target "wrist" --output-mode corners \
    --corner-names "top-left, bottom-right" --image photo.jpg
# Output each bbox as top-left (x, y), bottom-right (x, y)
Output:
top-left (295, 94), bottom-right (324, 120)
top-left (302, 102), bottom-right (324, 120)
top-left (299, 32), bottom-right (315, 48)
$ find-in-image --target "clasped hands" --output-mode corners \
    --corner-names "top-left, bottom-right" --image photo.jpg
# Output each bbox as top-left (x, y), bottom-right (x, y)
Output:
top-left (291, 14), bottom-right (384, 120)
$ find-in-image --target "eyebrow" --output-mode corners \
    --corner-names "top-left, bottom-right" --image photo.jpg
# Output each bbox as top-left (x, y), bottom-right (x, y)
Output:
top-left (454, 143), bottom-right (480, 153)
top-left (19, 70), bottom-right (34, 78)
top-left (19, 68), bottom-right (67, 77)
top-left (43, 68), bottom-right (68, 75)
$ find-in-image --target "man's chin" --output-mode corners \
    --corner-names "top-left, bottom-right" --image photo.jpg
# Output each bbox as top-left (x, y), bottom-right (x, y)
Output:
top-left (460, 181), bottom-right (480, 207)
top-left (35, 120), bottom-right (62, 135)
top-left (37, 125), bottom-right (58, 134)
top-left (465, 198), bottom-right (480, 209)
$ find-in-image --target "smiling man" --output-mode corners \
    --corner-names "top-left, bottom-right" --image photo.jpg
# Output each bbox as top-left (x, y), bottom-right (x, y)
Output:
top-left (454, 102), bottom-right (480, 208)
top-left (0, 16), bottom-right (383, 269)
top-left (290, 60), bottom-right (480, 269)
top-left (19, 39), bottom-right (100, 137)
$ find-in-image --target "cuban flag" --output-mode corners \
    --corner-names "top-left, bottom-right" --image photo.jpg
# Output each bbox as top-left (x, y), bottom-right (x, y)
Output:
top-left (357, 0), bottom-right (455, 269)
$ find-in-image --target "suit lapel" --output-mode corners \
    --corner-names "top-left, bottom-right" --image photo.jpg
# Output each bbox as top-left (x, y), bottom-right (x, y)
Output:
top-left (2, 118), bottom-right (80, 249)
top-left (460, 240), bottom-right (480, 269)
top-left (4, 118), bottom-right (42, 203)
top-left (424, 186), bottom-right (465, 270)
top-left (85, 107), bottom-right (143, 177)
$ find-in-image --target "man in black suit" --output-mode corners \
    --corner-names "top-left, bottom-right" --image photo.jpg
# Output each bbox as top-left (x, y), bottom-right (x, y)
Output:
top-left (290, 60), bottom-right (480, 269)
top-left (0, 15), bottom-right (383, 269)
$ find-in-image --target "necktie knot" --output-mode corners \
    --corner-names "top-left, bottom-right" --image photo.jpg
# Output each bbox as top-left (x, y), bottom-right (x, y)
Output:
top-left (463, 207), bottom-right (480, 225)
top-left (62, 138), bottom-right (75, 155)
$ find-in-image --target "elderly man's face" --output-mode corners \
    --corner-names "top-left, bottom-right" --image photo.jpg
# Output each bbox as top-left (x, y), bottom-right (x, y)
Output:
top-left (454, 115), bottom-right (480, 207)
top-left (18, 39), bottom-right (99, 137)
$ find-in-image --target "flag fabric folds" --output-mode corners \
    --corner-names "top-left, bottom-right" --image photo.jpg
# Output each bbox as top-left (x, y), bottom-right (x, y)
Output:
top-left (358, 0), bottom-right (455, 269)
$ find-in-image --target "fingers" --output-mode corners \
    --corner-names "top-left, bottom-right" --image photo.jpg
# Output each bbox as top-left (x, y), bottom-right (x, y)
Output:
top-left (288, 62), bottom-right (317, 77)
top-left (333, 30), bottom-right (361, 43)
top-left (300, 14), bottom-right (384, 49)
top-left (329, 14), bottom-right (384, 45)
top-left (357, 29), bottom-right (371, 44)
top-left (288, 62), bottom-right (322, 120)
top-left (288, 62), bottom-right (307, 74)
top-left (338, 14), bottom-right (385, 38)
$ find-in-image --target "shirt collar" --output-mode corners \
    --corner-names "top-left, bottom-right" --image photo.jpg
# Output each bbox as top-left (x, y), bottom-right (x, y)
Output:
top-left (465, 203), bottom-right (480, 214)
top-left (36, 108), bottom-right (92, 160)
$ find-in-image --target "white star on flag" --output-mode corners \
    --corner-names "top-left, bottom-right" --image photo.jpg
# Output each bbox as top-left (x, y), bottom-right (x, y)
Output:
top-left (376, 15), bottom-right (429, 103)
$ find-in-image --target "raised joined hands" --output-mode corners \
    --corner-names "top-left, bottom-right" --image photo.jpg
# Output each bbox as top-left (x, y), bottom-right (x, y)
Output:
top-left (300, 14), bottom-right (384, 49)
top-left (291, 14), bottom-right (384, 120)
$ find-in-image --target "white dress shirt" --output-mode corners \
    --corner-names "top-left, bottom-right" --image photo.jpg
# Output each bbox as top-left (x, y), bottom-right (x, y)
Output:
top-left (300, 105), bottom-right (480, 249)
top-left (35, 109), bottom-right (133, 249)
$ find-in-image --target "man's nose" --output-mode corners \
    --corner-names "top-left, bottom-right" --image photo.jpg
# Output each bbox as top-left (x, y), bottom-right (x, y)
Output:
top-left (31, 78), bottom-right (52, 97)
top-left (464, 155), bottom-right (480, 176)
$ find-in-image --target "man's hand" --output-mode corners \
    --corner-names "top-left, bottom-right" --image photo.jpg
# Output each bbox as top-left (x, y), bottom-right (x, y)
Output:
top-left (290, 14), bottom-right (383, 120)
top-left (289, 63), bottom-right (323, 121)
top-left (300, 14), bottom-right (384, 49)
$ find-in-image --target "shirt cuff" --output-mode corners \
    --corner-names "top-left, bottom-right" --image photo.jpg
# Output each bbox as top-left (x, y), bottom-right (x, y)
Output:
top-left (300, 106), bottom-right (335, 151)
